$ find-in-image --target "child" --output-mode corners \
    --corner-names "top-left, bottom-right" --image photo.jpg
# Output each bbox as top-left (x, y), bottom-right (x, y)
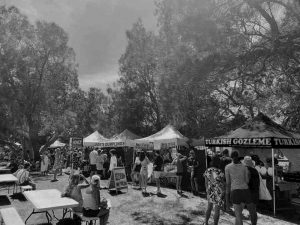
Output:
top-left (61, 174), bottom-right (90, 214)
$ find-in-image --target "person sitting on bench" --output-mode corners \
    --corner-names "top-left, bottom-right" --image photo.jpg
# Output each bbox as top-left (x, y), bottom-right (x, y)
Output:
top-left (83, 175), bottom-right (110, 225)
top-left (14, 162), bottom-right (36, 190)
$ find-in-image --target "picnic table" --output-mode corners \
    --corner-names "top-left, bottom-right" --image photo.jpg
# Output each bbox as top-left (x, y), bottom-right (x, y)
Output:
top-left (0, 174), bottom-right (18, 193)
top-left (23, 189), bottom-right (79, 224)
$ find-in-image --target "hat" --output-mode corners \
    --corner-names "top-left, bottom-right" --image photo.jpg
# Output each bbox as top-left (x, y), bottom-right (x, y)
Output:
top-left (91, 175), bottom-right (101, 185)
top-left (243, 156), bottom-right (254, 168)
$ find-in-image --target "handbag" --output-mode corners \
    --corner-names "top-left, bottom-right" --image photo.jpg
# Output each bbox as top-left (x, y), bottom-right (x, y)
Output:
top-left (259, 174), bottom-right (272, 200)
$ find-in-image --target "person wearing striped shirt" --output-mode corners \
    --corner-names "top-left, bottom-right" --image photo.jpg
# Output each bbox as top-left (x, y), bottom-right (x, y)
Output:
top-left (13, 162), bottom-right (36, 190)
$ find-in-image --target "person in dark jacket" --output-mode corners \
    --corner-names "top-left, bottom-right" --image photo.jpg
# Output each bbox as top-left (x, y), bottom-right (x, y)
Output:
top-left (187, 150), bottom-right (200, 195)
top-left (243, 156), bottom-right (259, 225)
top-left (220, 149), bottom-right (232, 172)
top-left (153, 150), bottom-right (164, 195)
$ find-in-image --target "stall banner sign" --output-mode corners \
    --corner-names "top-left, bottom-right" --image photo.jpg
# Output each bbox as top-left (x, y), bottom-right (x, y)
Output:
top-left (135, 142), bottom-right (154, 150)
top-left (161, 142), bottom-right (176, 149)
top-left (96, 142), bottom-right (125, 148)
top-left (108, 167), bottom-right (128, 190)
top-left (70, 137), bottom-right (83, 148)
top-left (205, 137), bottom-right (300, 148)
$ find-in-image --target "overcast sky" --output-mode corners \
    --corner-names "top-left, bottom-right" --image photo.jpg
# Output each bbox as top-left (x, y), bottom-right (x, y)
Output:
top-left (5, 0), bottom-right (157, 91)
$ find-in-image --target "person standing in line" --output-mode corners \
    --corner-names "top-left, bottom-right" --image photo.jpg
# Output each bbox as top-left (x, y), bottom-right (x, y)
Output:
top-left (89, 147), bottom-right (98, 178)
top-left (187, 150), bottom-right (200, 195)
top-left (225, 151), bottom-right (257, 225)
top-left (96, 149), bottom-right (104, 178)
top-left (220, 149), bottom-right (232, 172)
top-left (153, 150), bottom-right (164, 195)
top-left (172, 153), bottom-right (187, 195)
top-left (243, 156), bottom-right (259, 225)
top-left (139, 151), bottom-right (150, 194)
top-left (220, 149), bottom-right (232, 211)
top-left (40, 151), bottom-right (49, 176)
top-left (203, 156), bottom-right (225, 225)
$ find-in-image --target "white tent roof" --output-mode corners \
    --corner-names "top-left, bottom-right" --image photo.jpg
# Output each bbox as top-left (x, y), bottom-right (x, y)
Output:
top-left (49, 140), bottom-right (66, 149)
top-left (135, 125), bottom-right (188, 149)
top-left (83, 131), bottom-right (109, 146)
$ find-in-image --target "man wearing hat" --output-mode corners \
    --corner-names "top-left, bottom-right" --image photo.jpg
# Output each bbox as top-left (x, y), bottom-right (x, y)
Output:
top-left (243, 156), bottom-right (259, 225)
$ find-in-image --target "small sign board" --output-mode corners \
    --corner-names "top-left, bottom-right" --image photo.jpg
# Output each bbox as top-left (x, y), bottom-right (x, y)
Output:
top-left (70, 137), bottom-right (83, 148)
top-left (108, 167), bottom-right (128, 191)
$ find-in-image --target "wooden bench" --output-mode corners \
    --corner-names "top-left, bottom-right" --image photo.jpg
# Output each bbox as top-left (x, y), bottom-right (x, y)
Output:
top-left (0, 207), bottom-right (24, 225)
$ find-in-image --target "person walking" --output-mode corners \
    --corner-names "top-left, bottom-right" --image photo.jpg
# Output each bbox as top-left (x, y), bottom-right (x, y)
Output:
top-left (153, 150), bottom-right (163, 195)
top-left (243, 156), bottom-right (259, 225)
top-left (172, 153), bottom-right (187, 194)
top-left (40, 151), bottom-right (50, 176)
top-left (188, 150), bottom-right (200, 195)
top-left (139, 151), bottom-right (150, 195)
top-left (203, 156), bottom-right (225, 225)
top-left (131, 151), bottom-right (142, 188)
top-left (89, 148), bottom-right (98, 178)
top-left (225, 151), bottom-right (257, 225)
top-left (51, 149), bottom-right (62, 182)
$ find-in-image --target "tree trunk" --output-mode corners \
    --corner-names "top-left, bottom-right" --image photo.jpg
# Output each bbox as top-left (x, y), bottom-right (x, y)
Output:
top-left (27, 121), bottom-right (41, 162)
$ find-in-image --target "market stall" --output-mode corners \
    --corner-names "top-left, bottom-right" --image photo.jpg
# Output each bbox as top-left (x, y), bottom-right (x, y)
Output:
top-left (96, 129), bottom-right (141, 179)
top-left (205, 113), bottom-right (300, 216)
top-left (83, 131), bottom-right (109, 147)
top-left (134, 125), bottom-right (188, 150)
top-left (134, 125), bottom-right (190, 186)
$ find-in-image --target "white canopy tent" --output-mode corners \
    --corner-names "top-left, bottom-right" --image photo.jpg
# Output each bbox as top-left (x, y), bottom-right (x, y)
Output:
top-left (134, 125), bottom-right (188, 150)
top-left (49, 140), bottom-right (66, 149)
top-left (83, 131), bottom-right (109, 146)
top-left (96, 129), bottom-right (141, 148)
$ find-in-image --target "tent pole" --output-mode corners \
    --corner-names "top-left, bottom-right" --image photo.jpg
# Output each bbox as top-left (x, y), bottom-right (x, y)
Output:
top-left (272, 148), bottom-right (276, 217)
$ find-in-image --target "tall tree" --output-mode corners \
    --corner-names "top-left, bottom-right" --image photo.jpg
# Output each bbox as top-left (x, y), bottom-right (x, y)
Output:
top-left (0, 6), bottom-right (79, 159)
top-left (114, 19), bottom-right (163, 135)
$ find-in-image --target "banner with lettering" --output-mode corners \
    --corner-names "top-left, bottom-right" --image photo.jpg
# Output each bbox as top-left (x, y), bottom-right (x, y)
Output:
top-left (108, 167), bottom-right (128, 191)
top-left (70, 137), bottom-right (83, 148)
top-left (205, 137), bottom-right (300, 148)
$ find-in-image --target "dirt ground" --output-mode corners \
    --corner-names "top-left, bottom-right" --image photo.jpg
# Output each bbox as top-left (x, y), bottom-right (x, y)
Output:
top-left (0, 173), bottom-right (299, 225)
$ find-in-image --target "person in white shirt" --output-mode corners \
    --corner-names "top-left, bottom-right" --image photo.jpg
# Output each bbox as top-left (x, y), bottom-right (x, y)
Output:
top-left (89, 148), bottom-right (98, 178)
top-left (109, 149), bottom-right (117, 175)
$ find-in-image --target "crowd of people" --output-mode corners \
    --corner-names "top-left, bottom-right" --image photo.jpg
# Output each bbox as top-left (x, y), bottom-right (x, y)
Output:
top-left (2, 144), bottom-right (281, 225)
top-left (203, 150), bottom-right (264, 225)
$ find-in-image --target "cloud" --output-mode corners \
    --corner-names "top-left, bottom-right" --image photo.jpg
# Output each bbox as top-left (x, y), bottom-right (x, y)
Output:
top-left (78, 68), bottom-right (119, 92)
top-left (5, 0), bottom-right (157, 90)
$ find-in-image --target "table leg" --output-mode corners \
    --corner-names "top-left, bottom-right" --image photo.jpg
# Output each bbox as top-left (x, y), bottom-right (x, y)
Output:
top-left (46, 211), bottom-right (52, 224)
top-left (25, 209), bottom-right (52, 224)
top-left (52, 209), bottom-right (60, 221)
top-left (62, 208), bottom-right (71, 218)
